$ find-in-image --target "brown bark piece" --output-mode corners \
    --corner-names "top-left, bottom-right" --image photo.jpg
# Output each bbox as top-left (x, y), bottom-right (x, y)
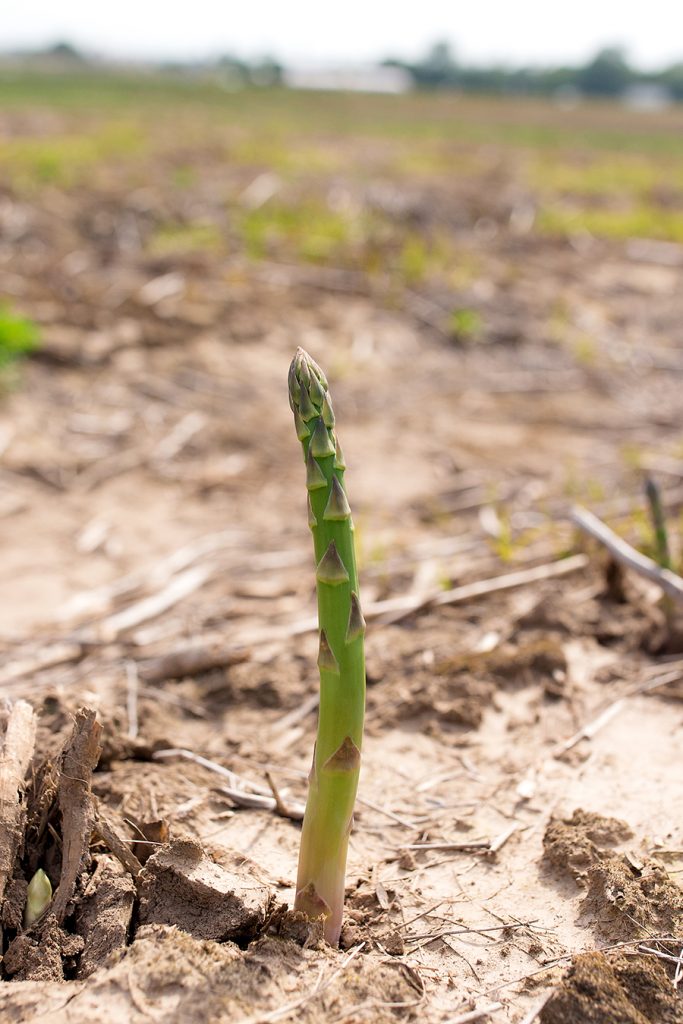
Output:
top-left (51, 707), bottom-right (103, 923)
top-left (0, 700), bottom-right (37, 908)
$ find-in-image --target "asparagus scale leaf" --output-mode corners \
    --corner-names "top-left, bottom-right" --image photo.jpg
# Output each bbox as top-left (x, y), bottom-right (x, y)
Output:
top-left (288, 348), bottom-right (366, 945)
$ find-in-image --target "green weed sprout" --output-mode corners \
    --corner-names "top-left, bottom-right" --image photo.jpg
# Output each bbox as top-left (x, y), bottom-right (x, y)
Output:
top-left (644, 476), bottom-right (672, 571)
top-left (0, 304), bottom-right (40, 371)
top-left (288, 348), bottom-right (366, 946)
top-left (24, 868), bottom-right (52, 928)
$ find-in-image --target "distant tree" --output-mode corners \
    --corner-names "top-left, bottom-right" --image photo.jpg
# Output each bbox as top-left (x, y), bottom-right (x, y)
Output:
top-left (216, 54), bottom-right (249, 75)
top-left (411, 39), bottom-right (459, 88)
top-left (214, 54), bottom-right (250, 85)
top-left (657, 63), bottom-right (683, 100)
top-left (250, 56), bottom-right (283, 87)
top-left (424, 41), bottom-right (457, 74)
top-left (43, 41), bottom-right (87, 63)
top-left (380, 41), bottom-right (680, 102)
top-left (576, 47), bottom-right (633, 96)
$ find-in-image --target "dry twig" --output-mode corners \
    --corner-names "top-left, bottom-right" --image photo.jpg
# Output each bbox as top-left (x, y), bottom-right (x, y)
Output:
top-left (370, 554), bottom-right (589, 625)
top-left (87, 564), bottom-right (214, 642)
top-left (444, 1002), bottom-right (503, 1024)
top-left (553, 668), bottom-right (683, 758)
top-left (571, 505), bottom-right (683, 604)
top-left (0, 643), bottom-right (82, 687)
top-left (138, 642), bottom-right (250, 682)
top-left (152, 747), bottom-right (306, 819)
top-left (487, 823), bottom-right (520, 855)
top-left (405, 840), bottom-right (491, 852)
top-left (93, 807), bottom-right (143, 878)
top-left (126, 661), bottom-right (139, 740)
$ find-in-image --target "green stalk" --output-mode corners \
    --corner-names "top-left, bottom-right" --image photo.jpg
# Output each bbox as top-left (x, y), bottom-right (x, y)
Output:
top-left (288, 348), bottom-right (366, 946)
top-left (644, 475), bottom-right (671, 571)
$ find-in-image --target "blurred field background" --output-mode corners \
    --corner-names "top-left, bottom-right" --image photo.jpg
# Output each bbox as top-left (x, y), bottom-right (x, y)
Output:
top-left (3, 57), bottom-right (683, 350)
top-left (2, 51), bottom-right (683, 625)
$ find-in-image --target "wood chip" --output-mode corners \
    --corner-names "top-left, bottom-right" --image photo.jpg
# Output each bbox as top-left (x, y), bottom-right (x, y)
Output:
top-left (0, 701), bottom-right (37, 907)
top-left (52, 708), bottom-right (103, 922)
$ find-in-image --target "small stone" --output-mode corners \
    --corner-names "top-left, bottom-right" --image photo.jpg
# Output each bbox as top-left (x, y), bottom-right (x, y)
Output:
top-left (339, 921), bottom-right (365, 950)
top-left (398, 850), bottom-right (417, 871)
top-left (380, 929), bottom-right (405, 956)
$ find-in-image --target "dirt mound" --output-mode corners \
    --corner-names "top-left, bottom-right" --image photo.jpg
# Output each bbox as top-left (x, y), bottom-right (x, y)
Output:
top-left (542, 952), bottom-right (683, 1024)
top-left (584, 856), bottom-right (683, 942)
top-left (0, 924), bottom-right (421, 1024)
top-left (436, 636), bottom-right (568, 692)
top-left (543, 809), bottom-right (633, 883)
top-left (543, 809), bottom-right (683, 941)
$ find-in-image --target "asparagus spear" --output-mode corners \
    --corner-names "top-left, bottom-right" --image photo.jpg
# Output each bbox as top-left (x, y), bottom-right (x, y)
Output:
top-left (288, 347), bottom-right (366, 945)
top-left (24, 868), bottom-right (52, 928)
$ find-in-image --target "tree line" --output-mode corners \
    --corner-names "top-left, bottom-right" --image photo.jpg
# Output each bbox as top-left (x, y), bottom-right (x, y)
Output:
top-left (10, 40), bottom-right (683, 101)
top-left (384, 42), bottom-right (683, 100)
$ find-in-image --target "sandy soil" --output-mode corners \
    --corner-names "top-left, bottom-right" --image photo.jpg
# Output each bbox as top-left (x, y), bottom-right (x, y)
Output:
top-left (1, 92), bottom-right (683, 1023)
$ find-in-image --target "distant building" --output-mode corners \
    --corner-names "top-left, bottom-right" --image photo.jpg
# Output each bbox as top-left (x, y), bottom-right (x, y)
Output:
top-left (284, 65), bottom-right (411, 94)
top-left (623, 83), bottom-right (672, 111)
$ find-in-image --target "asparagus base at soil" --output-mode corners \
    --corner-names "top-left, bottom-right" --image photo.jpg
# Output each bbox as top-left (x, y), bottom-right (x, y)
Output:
top-left (288, 348), bottom-right (366, 945)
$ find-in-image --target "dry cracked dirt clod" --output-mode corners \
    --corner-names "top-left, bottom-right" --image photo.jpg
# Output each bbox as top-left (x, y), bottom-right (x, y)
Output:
top-left (138, 837), bottom-right (270, 943)
top-left (73, 856), bottom-right (135, 979)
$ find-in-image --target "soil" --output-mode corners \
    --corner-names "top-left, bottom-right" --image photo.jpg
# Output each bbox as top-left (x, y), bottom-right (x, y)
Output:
top-left (2, 90), bottom-right (683, 1022)
top-left (543, 809), bottom-right (634, 884)
top-left (541, 952), bottom-right (683, 1024)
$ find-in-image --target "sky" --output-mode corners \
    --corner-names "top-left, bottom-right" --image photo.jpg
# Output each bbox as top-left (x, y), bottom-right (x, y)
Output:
top-left (2, 1), bottom-right (681, 70)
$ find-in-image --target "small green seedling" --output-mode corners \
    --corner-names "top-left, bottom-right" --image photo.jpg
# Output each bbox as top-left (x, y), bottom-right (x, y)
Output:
top-left (288, 348), bottom-right (366, 946)
top-left (644, 476), bottom-right (672, 571)
top-left (0, 303), bottom-right (40, 371)
top-left (24, 868), bottom-right (52, 928)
